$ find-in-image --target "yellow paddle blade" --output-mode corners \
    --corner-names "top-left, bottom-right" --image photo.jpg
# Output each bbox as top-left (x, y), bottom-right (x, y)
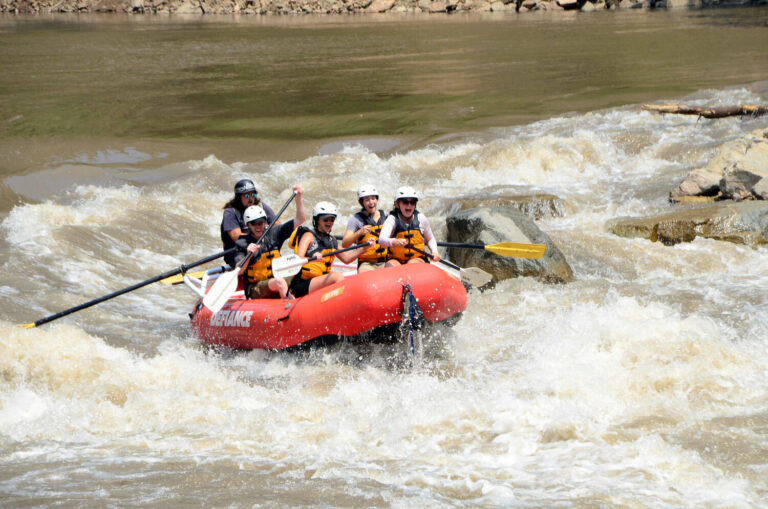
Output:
top-left (17, 323), bottom-right (36, 329)
top-left (484, 242), bottom-right (546, 259)
top-left (160, 270), bottom-right (207, 285)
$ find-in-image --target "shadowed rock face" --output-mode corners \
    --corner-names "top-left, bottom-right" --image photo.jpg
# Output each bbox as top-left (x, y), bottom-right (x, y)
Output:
top-left (608, 201), bottom-right (768, 246)
top-left (446, 206), bottom-right (574, 284)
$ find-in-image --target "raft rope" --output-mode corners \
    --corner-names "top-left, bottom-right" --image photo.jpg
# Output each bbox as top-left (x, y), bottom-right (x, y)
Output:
top-left (401, 283), bottom-right (425, 356)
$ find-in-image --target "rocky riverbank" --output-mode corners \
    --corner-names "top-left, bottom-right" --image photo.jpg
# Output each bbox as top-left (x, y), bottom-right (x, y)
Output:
top-left (1, 0), bottom-right (763, 14)
top-left (609, 126), bottom-right (768, 247)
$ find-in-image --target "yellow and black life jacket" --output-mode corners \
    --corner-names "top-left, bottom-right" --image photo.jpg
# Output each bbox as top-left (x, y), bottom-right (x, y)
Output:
top-left (242, 230), bottom-right (284, 293)
top-left (289, 226), bottom-right (338, 280)
top-left (353, 210), bottom-right (388, 263)
top-left (387, 211), bottom-right (427, 263)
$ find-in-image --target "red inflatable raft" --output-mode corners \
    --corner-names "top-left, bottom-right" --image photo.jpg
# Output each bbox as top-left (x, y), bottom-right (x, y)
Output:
top-left (189, 263), bottom-right (467, 350)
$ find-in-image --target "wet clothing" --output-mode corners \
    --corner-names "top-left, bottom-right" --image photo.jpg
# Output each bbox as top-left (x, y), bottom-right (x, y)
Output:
top-left (236, 220), bottom-right (295, 298)
top-left (378, 211), bottom-right (438, 263)
top-left (345, 209), bottom-right (388, 264)
top-left (220, 202), bottom-right (276, 266)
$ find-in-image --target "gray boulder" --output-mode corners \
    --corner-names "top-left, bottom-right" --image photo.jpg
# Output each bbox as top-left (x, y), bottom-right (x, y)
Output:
top-left (434, 186), bottom-right (565, 221)
top-left (608, 201), bottom-right (768, 246)
top-left (671, 127), bottom-right (768, 201)
top-left (446, 206), bottom-right (574, 284)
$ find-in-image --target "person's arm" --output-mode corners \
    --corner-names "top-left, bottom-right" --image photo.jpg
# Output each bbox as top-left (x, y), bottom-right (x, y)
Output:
top-left (420, 214), bottom-right (441, 262)
top-left (337, 238), bottom-right (375, 264)
top-left (222, 209), bottom-right (244, 243)
top-left (377, 216), bottom-right (396, 247)
top-left (295, 231), bottom-right (315, 258)
top-left (292, 185), bottom-right (306, 227)
top-left (342, 215), bottom-right (365, 248)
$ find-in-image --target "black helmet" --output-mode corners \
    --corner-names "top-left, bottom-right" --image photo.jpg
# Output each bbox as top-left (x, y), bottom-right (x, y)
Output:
top-left (234, 179), bottom-right (256, 195)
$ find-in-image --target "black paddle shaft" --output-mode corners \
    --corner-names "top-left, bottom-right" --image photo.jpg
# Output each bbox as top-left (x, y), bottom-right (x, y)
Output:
top-left (406, 244), bottom-right (462, 271)
top-left (26, 247), bottom-right (237, 328)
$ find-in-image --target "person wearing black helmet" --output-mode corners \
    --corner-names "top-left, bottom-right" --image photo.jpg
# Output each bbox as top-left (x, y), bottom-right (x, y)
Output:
top-left (220, 178), bottom-right (277, 267)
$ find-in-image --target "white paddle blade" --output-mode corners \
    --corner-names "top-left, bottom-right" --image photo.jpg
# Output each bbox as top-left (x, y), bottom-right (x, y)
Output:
top-left (271, 253), bottom-right (309, 279)
top-left (202, 270), bottom-right (240, 313)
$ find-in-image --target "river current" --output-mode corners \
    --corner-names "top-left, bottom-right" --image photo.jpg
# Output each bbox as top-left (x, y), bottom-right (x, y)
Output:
top-left (1, 9), bottom-right (768, 507)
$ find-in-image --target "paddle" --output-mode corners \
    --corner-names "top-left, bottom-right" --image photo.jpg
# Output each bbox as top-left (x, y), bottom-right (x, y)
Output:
top-left (405, 245), bottom-right (493, 287)
top-left (332, 234), bottom-right (546, 260)
top-left (18, 247), bottom-right (237, 329)
top-left (202, 190), bottom-right (297, 313)
top-left (161, 268), bottom-right (220, 285)
top-left (437, 241), bottom-right (546, 259)
top-left (271, 243), bottom-right (369, 279)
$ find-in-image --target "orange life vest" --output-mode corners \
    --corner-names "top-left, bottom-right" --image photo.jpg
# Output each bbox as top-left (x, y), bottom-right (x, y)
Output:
top-left (289, 226), bottom-right (338, 280)
top-left (353, 210), bottom-right (388, 263)
top-left (387, 211), bottom-right (427, 263)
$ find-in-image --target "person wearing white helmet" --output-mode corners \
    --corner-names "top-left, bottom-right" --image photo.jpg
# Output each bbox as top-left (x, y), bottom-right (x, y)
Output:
top-left (234, 184), bottom-right (306, 300)
top-left (288, 201), bottom-right (374, 298)
top-left (342, 184), bottom-right (388, 273)
top-left (220, 178), bottom-right (277, 267)
top-left (378, 186), bottom-right (440, 266)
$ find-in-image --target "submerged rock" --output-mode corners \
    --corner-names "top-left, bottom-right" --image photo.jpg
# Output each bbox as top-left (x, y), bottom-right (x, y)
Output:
top-left (608, 201), bottom-right (768, 246)
top-left (446, 206), bottom-right (574, 284)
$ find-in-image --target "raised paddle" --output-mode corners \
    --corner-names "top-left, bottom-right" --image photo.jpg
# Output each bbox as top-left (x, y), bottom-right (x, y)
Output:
top-left (18, 247), bottom-right (236, 329)
top-left (271, 243), bottom-right (369, 279)
top-left (202, 190), bottom-right (297, 313)
top-left (437, 241), bottom-right (546, 259)
top-left (405, 245), bottom-right (492, 287)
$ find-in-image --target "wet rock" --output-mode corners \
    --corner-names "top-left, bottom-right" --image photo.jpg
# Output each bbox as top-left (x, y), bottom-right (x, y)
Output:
top-left (671, 127), bottom-right (768, 202)
top-left (608, 201), bottom-right (768, 246)
top-left (435, 186), bottom-right (565, 221)
top-left (446, 206), bottom-right (574, 284)
top-left (754, 178), bottom-right (768, 200)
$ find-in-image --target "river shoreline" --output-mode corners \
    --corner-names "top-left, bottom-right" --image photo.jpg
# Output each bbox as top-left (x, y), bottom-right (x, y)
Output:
top-left (1, 0), bottom-right (763, 15)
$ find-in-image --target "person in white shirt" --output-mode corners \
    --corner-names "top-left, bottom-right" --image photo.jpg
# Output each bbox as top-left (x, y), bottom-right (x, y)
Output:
top-left (378, 186), bottom-right (441, 267)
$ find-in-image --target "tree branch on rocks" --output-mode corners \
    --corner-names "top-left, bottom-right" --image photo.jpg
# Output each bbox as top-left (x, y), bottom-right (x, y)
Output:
top-left (642, 103), bottom-right (768, 119)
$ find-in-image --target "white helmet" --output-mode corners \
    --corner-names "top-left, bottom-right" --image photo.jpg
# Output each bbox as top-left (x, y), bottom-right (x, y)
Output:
top-left (357, 184), bottom-right (379, 201)
top-left (312, 201), bottom-right (338, 218)
top-left (394, 186), bottom-right (418, 202)
top-left (243, 205), bottom-right (267, 224)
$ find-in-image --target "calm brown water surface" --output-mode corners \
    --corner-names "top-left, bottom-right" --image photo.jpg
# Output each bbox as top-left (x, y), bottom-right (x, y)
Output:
top-left (1, 9), bottom-right (767, 175)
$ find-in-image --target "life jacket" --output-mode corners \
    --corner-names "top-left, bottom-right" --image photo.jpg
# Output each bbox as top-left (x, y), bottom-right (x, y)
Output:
top-left (245, 248), bottom-right (281, 284)
top-left (241, 231), bottom-right (283, 295)
top-left (289, 226), bottom-right (338, 280)
top-left (387, 211), bottom-right (427, 263)
top-left (353, 210), bottom-right (388, 263)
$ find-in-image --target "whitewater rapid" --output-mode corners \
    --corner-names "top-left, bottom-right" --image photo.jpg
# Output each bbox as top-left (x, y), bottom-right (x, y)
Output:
top-left (2, 84), bottom-right (767, 506)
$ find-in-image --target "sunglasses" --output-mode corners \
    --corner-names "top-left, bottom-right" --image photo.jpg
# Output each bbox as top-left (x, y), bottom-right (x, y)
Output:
top-left (248, 219), bottom-right (266, 226)
top-left (243, 192), bottom-right (258, 199)
top-left (319, 215), bottom-right (336, 222)
top-left (399, 199), bottom-right (417, 206)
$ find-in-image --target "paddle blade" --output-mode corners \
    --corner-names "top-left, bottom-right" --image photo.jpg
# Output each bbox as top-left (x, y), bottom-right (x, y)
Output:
top-left (485, 242), bottom-right (546, 259)
top-left (161, 270), bottom-right (207, 285)
top-left (202, 270), bottom-right (240, 313)
top-left (271, 253), bottom-right (309, 279)
top-left (459, 267), bottom-right (493, 287)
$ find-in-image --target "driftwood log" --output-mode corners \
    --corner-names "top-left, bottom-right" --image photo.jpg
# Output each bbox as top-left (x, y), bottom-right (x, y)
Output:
top-left (642, 103), bottom-right (768, 119)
